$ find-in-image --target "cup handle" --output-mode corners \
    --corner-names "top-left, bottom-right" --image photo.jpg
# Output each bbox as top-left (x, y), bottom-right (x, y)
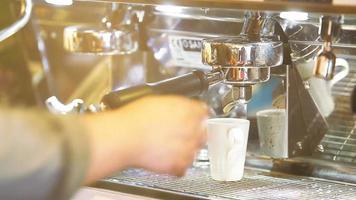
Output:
top-left (227, 128), bottom-right (245, 162)
top-left (330, 58), bottom-right (349, 87)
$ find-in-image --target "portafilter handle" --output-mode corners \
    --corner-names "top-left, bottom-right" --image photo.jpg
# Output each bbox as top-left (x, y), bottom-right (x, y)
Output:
top-left (101, 70), bottom-right (223, 109)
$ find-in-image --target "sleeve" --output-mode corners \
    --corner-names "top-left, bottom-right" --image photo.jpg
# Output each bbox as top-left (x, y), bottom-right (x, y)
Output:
top-left (0, 107), bottom-right (90, 200)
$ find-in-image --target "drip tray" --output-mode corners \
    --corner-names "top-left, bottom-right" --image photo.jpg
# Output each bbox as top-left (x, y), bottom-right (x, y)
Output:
top-left (98, 167), bottom-right (356, 200)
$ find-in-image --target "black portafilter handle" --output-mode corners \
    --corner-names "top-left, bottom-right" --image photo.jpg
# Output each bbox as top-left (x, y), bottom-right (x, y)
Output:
top-left (101, 70), bottom-right (212, 109)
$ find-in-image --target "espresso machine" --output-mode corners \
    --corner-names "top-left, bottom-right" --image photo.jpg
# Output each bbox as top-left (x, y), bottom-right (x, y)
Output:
top-left (13, 0), bottom-right (356, 199)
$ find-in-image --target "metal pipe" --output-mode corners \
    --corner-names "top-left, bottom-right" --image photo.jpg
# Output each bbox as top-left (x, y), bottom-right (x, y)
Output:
top-left (0, 0), bottom-right (33, 42)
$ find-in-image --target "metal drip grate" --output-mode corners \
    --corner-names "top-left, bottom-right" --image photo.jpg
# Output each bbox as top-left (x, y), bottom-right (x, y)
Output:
top-left (106, 168), bottom-right (356, 200)
top-left (315, 63), bottom-right (356, 163)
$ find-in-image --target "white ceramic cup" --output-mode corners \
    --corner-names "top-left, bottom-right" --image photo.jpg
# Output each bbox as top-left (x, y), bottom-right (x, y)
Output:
top-left (207, 118), bottom-right (250, 181)
top-left (256, 109), bottom-right (288, 158)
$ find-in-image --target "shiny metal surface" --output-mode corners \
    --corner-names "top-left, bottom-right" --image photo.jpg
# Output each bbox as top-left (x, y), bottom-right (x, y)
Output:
top-left (224, 67), bottom-right (270, 85)
top-left (201, 34), bottom-right (277, 101)
top-left (202, 12), bottom-right (283, 68)
top-left (313, 16), bottom-right (342, 80)
top-left (0, 0), bottom-right (33, 42)
top-left (245, 154), bottom-right (356, 184)
top-left (77, 0), bottom-right (356, 14)
top-left (221, 87), bottom-right (251, 117)
top-left (204, 70), bottom-right (224, 86)
top-left (63, 25), bottom-right (138, 55)
top-left (102, 167), bottom-right (356, 200)
top-left (319, 16), bottom-right (342, 43)
top-left (240, 12), bottom-right (268, 36)
top-left (201, 11), bottom-right (282, 111)
top-left (223, 86), bottom-right (252, 110)
top-left (314, 49), bottom-right (336, 80)
top-left (202, 36), bottom-right (283, 68)
top-left (231, 86), bottom-right (252, 104)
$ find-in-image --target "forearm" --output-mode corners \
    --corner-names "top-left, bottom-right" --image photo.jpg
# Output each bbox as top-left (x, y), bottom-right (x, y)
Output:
top-left (0, 107), bottom-right (89, 200)
top-left (81, 110), bottom-right (137, 184)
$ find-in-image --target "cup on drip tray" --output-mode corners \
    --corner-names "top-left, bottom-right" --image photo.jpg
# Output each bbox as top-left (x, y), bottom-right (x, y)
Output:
top-left (256, 109), bottom-right (288, 158)
top-left (207, 118), bottom-right (250, 181)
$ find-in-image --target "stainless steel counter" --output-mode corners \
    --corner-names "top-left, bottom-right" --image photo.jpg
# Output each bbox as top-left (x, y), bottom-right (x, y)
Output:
top-left (94, 167), bottom-right (356, 200)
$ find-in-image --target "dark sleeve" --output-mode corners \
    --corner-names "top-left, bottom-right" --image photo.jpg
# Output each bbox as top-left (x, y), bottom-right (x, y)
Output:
top-left (0, 108), bottom-right (90, 200)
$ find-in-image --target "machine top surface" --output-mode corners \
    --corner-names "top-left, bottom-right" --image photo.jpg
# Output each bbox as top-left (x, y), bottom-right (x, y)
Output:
top-left (76, 0), bottom-right (356, 14)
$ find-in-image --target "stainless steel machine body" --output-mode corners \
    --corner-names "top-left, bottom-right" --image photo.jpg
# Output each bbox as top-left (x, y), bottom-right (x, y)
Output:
top-left (14, 0), bottom-right (356, 199)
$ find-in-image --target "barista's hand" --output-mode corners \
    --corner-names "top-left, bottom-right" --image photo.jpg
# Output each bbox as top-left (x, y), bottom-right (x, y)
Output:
top-left (83, 95), bottom-right (208, 184)
top-left (121, 96), bottom-right (208, 176)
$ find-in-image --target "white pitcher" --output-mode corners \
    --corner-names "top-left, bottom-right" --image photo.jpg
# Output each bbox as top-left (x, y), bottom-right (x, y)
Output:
top-left (298, 58), bottom-right (349, 117)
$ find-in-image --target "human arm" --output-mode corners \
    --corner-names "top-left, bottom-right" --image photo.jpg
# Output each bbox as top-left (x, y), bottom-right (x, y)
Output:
top-left (0, 107), bottom-right (89, 200)
top-left (82, 95), bottom-right (208, 184)
top-left (0, 95), bottom-right (208, 199)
